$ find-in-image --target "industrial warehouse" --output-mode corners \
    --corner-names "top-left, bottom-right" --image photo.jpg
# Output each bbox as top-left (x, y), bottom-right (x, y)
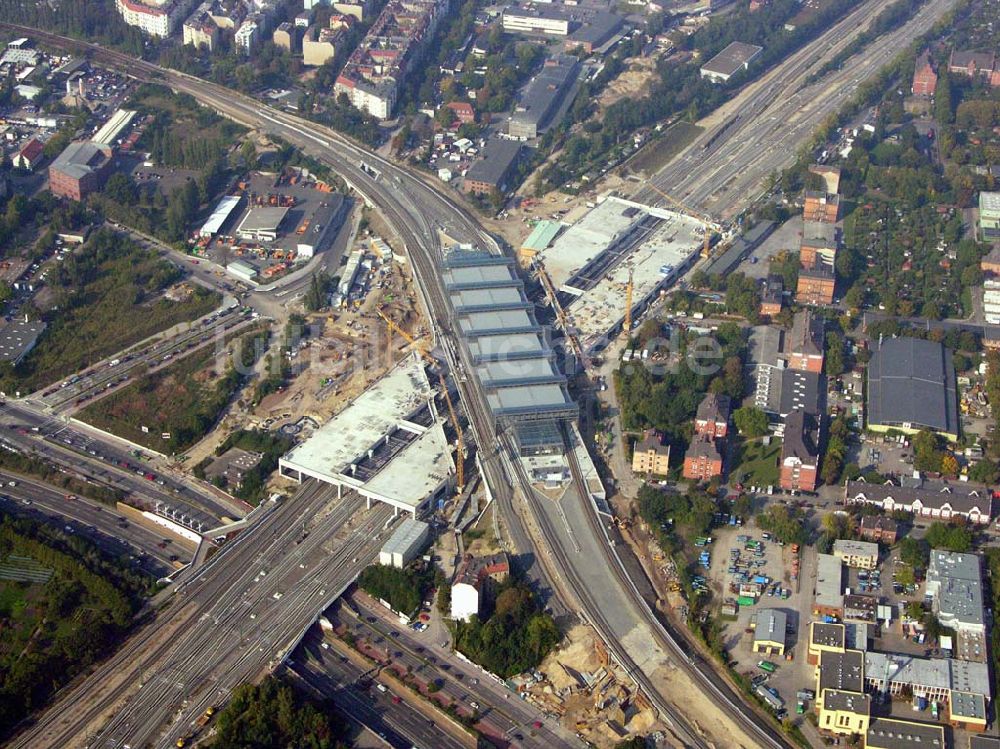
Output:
top-left (194, 169), bottom-right (349, 282)
top-left (535, 196), bottom-right (705, 353)
top-left (278, 353), bottom-right (454, 517)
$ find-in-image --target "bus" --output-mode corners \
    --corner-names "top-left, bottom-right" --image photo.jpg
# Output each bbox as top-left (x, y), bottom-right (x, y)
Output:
top-left (758, 660), bottom-right (777, 673)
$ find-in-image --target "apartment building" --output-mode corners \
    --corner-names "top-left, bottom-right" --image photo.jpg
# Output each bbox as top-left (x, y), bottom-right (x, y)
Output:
top-left (682, 435), bottom-right (723, 481)
top-left (116, 0), bottom-right (194, 37)
top-left (334, 0), bottom-right (447, 119)
top-left (912, 50), bottom-right (937, 96)
top-left (779, 409), bottom-right (818, 492)
top-left (832, 539), bottom-right (879, 570)
top-left (631, 429), bottom-right (670, 476)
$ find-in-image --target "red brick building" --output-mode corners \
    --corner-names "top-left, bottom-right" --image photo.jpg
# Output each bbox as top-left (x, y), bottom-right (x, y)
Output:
top-left (694, 392), bottom-right (730, 439)
top-left (446, 101), bottom-right (475, 124)
top-left (803, 191), bottom-right (840, 224)
top-left (48, 141), bottom-right (113, 202)
top-left (795, 265), bottom-right (836, 306)
top-left (911, 51), bottom-right (938, 97)
top-left (858, 515), bottom-right (899, 545)
top-left (779, 410), bottom-right (818, 492)
top-left (784, 310), bottom-right (825, 373)
top-left (683, 436), bottom-right (723, 481)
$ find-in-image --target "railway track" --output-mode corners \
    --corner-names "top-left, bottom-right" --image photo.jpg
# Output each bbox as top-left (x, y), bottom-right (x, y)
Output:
top-left (3, 24), bottom-right (798, 747)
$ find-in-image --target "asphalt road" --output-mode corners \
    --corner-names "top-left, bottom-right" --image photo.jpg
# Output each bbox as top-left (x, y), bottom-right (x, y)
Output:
top-left (9, 480), bottom-right (396, 749)
top-left (0, 20), bottom-right (933, 749)
top-left (339, 594), bottom-right (580, 749)
top-left (636, 0), bottom-right (961, 220)
top-left (292, 628), bottom-right (471, 749)
top-left (0, 470), bottom-right (187, 575)
top-left (0, 400), bottom-right (243, 525)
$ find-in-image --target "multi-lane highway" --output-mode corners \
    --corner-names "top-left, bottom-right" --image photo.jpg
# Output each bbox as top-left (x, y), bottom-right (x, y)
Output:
top-left (292, 628), bottom-right (473, 749)
top-left (0, 470), bottom-right (189, 574)
top-left (636, 0), bottom-right (961, 219)
top-left (336, 594), bottom-right (579, 749)
top-left (0, 14), bottom-right (944, 748)
top-left (9, 480), bottom-right (394, 749)
top-left (0, 26), bottom-right (794, 749)
top-left (0, 400), bottom-right (241, 525)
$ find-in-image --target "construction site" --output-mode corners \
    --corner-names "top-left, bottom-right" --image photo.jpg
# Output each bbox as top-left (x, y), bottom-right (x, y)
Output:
top-left (529, 195), bottom-right (710, 356)
top-left (193, 168), bottom-right (348, 282)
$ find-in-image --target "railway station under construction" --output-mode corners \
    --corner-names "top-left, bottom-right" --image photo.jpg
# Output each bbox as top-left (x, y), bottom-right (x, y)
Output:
top-left (278, 352), bottom-right (455, 517)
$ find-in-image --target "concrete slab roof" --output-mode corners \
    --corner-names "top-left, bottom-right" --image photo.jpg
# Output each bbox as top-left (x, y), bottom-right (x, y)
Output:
top-left (442, 263), bottom-right (518, 288)
top-left (458, 308), bottom-right (538, 334)
top-left (467, 332), bottom-right (547, 360)
top-left (865, 718), bottom-right (944, 749)
top-left (476, 357), bottom-right (562, 387)
top-left (487, 383), bottom-right (574, 415)
top-left (237, 206), bottom-right (289, 233)
top-left (279, 353), bottom-right (451, 510)
top-left (540, 197), bottom-right (702, 352)
top-left (363, 424), bottom-right (452, 508)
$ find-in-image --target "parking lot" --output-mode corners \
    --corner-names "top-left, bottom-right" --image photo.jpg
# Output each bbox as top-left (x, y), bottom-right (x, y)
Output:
top-left (705, 518), bottom-right (820, 721)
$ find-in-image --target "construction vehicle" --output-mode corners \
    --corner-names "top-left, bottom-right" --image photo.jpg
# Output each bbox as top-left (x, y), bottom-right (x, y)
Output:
top-left (375, 308), bottom-right (464, 492)
top-left (195, 706), bottom-right (216, 729)
top-left (644, 182), bottom-right (722, 258)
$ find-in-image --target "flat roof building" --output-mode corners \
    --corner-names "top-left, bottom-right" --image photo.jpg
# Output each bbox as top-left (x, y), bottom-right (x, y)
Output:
top-left (236, 206), bottom-right (290, 242)
top-left (279, 353), bottom-right (454, 517)
top-left (378, 516), bottom-right (430, 568)
top-left (980, 191), bottom-right (1000, 243)
top-left (832, 539), bottom-right (879, 570)
top-left (867, 337), bottom-right (959, 441)
top-left (865, 718), bottom-right (944, 749)
top-left (0, 319), bottom-right (46, 365)
top-left (926, 550), bottom-right (984, 634)
top-left (508, 55), bottom-right (580, 140)
top-left (814, 553), bottom-right (844, 617)
top-left (700, 41), bottom-right (764, 82)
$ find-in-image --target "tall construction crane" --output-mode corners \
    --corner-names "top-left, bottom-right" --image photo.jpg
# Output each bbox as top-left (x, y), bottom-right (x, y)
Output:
top-left (645, 182), bottom-right (722, 259)
top-left (375, 307), bottom-right (464, 491)
top-left (534, 263), bottom-right (591, 374)
top-left (623, 264), bottom-right (634, 335)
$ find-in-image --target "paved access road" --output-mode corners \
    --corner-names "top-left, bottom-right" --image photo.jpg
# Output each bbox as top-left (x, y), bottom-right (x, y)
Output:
top-left (636, 0), bottom-right (960, 220)
top-left (341, 593), bottom-right (580, 749)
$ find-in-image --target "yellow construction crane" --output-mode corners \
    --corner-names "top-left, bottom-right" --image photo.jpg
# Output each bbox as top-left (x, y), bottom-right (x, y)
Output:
top-left (623, 264), bottom-right (634, 335)
top-left (645, 183), bottom-right (721, 258)
top-left (438, 374), bottom-right (464, 491)
top-left (534, 263), bottom-right (591, 373)
top-left (375, 307), bottom-right (464, 492)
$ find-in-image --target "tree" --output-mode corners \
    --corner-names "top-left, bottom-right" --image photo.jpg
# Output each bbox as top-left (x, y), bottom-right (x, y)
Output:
top-left (940, 453), bottom-right (959, 477)
top-left (733, 406), bottom-right (768, 437)
top-left (825, 333), bottom-right (845, 377)
top-left (899, 537), bottom-right (929, 569)
top-left (103, 173), bottom-right (138, 205)
top-left (968, 458), bottom-right (999, 485)
top-left (925, 522), bottom-right (973, 553)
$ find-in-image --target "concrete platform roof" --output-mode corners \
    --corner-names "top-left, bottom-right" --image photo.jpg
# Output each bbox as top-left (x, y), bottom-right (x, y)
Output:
top-left (279, 353), bottom-right (451, 512)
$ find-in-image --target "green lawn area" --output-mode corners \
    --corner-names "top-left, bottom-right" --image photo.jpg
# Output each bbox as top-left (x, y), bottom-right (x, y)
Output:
top-left (731, 438), bottom-right (781, 488)
top-left (624, 121), bottom-right (704, 176)
top-left (0, 581), bottom-right (30, 620)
